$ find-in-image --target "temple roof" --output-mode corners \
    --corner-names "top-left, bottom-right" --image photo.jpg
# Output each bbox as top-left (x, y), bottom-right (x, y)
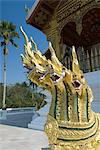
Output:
top-left (26, 0), bottom-right (61, 31)
top-left (26, 0), bottom-right (100, 48)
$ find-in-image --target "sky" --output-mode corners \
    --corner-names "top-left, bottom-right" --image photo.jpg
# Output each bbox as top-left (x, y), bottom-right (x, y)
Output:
top-left (0, 0), bottom-right (48, 85)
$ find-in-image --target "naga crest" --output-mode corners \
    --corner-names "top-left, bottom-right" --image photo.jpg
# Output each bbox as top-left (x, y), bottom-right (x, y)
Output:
top-left (21, 27), bottom-right (100, 150)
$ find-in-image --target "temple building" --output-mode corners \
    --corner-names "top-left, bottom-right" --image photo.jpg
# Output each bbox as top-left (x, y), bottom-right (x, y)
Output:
top-left (26, 0), bottom-right (100, 105)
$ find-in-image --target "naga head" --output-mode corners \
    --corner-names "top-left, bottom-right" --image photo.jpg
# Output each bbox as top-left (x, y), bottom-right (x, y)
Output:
top-left (71, 46), bottom-right (87, 96)
top-left (20, 27), bottom-right (69, 90)
top-left (20, 27), bottom-right (92, 98)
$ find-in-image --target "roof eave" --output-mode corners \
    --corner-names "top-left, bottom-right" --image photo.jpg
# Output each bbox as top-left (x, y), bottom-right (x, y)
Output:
top-left (26, 0), bottom-right (41, 22)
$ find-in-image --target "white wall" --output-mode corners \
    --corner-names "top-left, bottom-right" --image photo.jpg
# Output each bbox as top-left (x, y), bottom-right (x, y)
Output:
top-left (84, 71), bottom-right (100, 113)
top-left (84, 71), bottom-right (100, 102)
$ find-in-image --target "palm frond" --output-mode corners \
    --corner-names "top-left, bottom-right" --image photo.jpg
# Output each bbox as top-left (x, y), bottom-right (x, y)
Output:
top-left (10, 31), bottom-right (20, 38)
top-left (10, 39), bottom-right (19, 48)
top-left (9, 22), bottom-right (16, 31)
top-left (0, 20), bottom-right (19, 48)
top-left (0, 41), bottom-right (6, 47)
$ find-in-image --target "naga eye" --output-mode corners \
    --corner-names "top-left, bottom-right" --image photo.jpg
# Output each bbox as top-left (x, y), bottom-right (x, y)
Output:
top-left (33, 64), bottom-right (36, 67)
top-left (73, 74), bottom-right (77, 78)
top-left (81, 75), bottom-right (84, 78)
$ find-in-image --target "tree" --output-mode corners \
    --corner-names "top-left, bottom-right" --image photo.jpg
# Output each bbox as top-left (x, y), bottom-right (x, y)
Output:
top-left (0, 21), bottom-right (19, 109)
top-left (6, 82), bottom-right (33, 108)
top-left (0, 82), bottom-right (47, 109)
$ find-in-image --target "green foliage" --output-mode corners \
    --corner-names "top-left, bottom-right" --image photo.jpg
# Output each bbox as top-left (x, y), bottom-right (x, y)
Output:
top-left (0, 20), bottom-right (20, 109)
top-left (0, 20), bottom-right (19, 48)
top-left (0, 20), bottom-right (47, 110)
top-left (0, 82), bottom-right (47, 109)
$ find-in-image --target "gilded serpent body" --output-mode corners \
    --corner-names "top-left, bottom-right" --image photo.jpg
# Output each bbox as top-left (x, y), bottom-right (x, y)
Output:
top-left (21, 27), bottom-right (100, 150)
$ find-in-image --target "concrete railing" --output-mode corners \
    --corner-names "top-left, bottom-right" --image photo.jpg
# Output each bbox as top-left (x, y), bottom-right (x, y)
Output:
top-left (7, 107), bottom-right (35, 115)
top-left (0, 107), bottom-right (35, 118)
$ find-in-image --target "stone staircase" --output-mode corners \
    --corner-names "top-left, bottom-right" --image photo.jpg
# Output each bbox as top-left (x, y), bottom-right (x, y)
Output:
top-left (28, 89), bottom-right (51, 130)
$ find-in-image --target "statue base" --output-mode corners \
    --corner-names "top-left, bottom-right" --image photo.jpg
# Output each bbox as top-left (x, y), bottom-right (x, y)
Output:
top-left (45, 114), bottom-right (100, 150)
top-left (51, 144), bottom-right (100, 150)
top-left (50, 137), bottom-right (100, 150)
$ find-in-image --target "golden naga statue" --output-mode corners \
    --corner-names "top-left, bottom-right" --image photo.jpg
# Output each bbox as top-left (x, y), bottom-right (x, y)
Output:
top-left (20, 27), bottom-right (100, 150)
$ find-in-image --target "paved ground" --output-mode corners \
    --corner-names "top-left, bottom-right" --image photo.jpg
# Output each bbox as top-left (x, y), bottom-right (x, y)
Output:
top-left (0, 124), bottom-right (49, 150)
